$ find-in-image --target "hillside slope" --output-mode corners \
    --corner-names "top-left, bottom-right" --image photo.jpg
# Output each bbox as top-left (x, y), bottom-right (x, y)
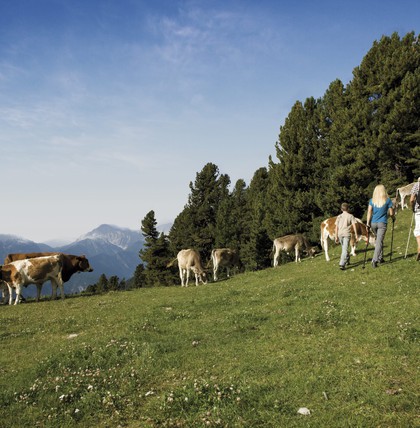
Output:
top-left (0, 210), bottom-right (418, 427)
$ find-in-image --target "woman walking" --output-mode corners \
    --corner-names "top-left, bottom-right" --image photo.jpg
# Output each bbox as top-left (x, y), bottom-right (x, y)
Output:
top-left (366, 184), bottom-right (395, 268)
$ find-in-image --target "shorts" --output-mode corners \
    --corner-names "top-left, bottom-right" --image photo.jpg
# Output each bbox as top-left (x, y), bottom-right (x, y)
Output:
top-left (414, 212), bottom-right (420, 237)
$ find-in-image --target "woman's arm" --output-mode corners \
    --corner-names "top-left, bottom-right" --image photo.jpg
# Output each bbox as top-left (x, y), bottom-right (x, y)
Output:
top-left (366, 204), bottom-right (373, 227)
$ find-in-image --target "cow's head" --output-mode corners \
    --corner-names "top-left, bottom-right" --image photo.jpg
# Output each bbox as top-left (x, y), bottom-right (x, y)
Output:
top-left (192, 267), bottom-right (207, 284)
top-left (305, 246), bottom-right (319, 258)
top-left (77, 255), bottom-right (94, 273)
top-left (368, 233), bottom-right (376, 246)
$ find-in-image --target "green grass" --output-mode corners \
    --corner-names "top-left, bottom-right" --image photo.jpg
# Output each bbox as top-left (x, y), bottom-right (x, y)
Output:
top-left (0, 210), bottom-right (419, 427)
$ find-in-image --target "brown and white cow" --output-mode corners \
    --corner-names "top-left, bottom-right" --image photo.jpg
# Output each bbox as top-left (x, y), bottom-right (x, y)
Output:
top-left (209, 248), bottom-right (241, 281)
top-left (396, 182), bottom-right (416, 210)
top-left (167, 249), bottom-right (207, 287)
top-left (0, 255), bottom-right (65, 305)
top-left (272, 234), bottom-right (317, 266)
top-left (320, 216), bottom-right (375, 262)
top-left (3, 252), bottom-right (93, 301)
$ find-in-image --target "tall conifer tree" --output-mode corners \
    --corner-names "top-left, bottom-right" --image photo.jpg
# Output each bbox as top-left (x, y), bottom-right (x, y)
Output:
top-left (169, 163), bottom-right (230, 260)
top-left (140, 210), bottom-right (173, 286)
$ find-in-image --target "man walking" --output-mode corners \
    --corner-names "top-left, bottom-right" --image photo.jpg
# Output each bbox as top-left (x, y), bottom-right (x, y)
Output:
top-left (335, 203), bottom-right (359, 270)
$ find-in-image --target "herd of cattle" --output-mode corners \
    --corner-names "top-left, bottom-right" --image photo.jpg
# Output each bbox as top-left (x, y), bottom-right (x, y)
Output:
top-left (0, 182), bottom-right (413, 304)
top-left (165, 214), bottom-right (376, 287)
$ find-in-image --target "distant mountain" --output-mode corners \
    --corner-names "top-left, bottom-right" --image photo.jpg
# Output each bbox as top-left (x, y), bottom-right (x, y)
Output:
top-left (76, 224), bottom-right (142, 250)
top-left (0, 234), bottom-right (53, 256)
top-left (0, 225), bottom-right (145, 297)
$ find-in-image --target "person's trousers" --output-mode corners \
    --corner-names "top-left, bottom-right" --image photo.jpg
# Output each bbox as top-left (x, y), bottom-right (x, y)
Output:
top-left (339, 236), bottom-right (350, 267)
top-left (371, 222), bottom-right (387, 262)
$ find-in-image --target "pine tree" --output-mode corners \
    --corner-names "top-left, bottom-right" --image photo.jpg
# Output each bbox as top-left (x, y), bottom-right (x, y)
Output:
top-left (169, 163), bottom-right (230, 261)
top-left (240, 168), bottom-right (271, 270)
top-left (108, 275), bottom-right (120, 291)
top-left (140, 210), bottom-right (174, 286)
top-left (347, 32), bottom-right (420, 197)
top-left (267, 97), bottom-right (323, 241)
top-left (215, 178), bottom-right (249, 250)
top-left (132, 264), bottom-right (146, 288)
top-left (96, 274), bottom-right (108, 293)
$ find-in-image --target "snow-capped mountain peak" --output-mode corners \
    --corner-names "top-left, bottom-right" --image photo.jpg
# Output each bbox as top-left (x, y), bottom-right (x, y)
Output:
top-left (76, 224), bottom-right (141, 250)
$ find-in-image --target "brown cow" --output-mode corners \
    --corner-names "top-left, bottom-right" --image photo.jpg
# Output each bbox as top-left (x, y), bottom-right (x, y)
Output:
top-left (272, 234), bottom-right (317, 266)
top-left (3, 252), bottom-right (93, 300)
top-left (1, 255), bottom-right (65, 305)
top-left (167, 249), bottom-right (207, 287)
top-left (210, 248), bottom-right (241, 281)
top-left (320, 217), bottom-right (375, 262)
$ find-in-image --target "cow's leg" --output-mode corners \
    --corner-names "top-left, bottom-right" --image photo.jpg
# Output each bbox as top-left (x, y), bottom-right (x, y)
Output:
top-left (179, 267), bottom-right (184, 286)
top-left (323, 237), bottom-right (330, 261)
top-left (295, 246), bottom-right (301, 262)
top-left (349, 235), bottom-right (356, 256)
top-left (36, 284), bottom-right (42, 301)
top-left (226, 267), bottom-right (230, 278)
top-left (273, 248), bottom-right (280, 267)
top-left (51, 281), bottom-right (58, 300)
top-left (1, 283), bottom-right (9, 304)
top-left (7, 284), bottom-right (13, 305)
top-left (53, 279), bottom-right (65, 300)
top-left (213, 264), bottom-right (218, 282)
top-left (14, 284), bottom-right (21, 305)
top-left (185, 268), bottom-right (190, 287)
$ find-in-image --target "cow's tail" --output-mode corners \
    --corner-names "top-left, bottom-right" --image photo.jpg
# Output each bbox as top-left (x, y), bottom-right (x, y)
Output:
top-left (271, 240), bottom-right (277, 256)
top-left (206, 249), bottom-right (216, 269)
top-left (166, 258), bottom-right (178, 268)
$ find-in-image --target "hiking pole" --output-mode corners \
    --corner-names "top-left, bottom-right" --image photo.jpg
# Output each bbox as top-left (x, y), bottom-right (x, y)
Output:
top-left (404, 213), bottom-right (415, 259)
top-left (362, 227), bottom-right (370, 269)
top-left (389, 218), bottom-right (395, 261)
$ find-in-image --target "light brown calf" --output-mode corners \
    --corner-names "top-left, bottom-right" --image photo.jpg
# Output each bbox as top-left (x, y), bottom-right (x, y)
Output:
top-left (168, 249), bottom-right (207, 287)
top-left (272, 234), bottom-right (317, 266)
top-left (209, 248), bottom-right (241, 281)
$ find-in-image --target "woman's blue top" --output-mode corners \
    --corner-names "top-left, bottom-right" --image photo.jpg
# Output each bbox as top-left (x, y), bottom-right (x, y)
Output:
top-left (369, 197), bottom-right (393, 224)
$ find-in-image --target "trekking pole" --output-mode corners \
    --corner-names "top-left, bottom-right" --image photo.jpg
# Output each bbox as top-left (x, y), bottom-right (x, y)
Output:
top-left (404, 213), bottom-right (415, 259)
top-left (362, 227), bottom-right (370, 269)
top-left (389, 217), bottom-right (395, 261)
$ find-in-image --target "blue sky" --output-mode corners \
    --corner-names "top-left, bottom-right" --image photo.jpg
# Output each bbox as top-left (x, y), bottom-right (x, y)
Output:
top-left (1, 0), bottom-right (419, 243)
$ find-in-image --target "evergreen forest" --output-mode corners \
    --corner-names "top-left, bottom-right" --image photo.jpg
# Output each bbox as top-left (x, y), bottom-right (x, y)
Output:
top-left (136, 32), bottom-right (420, 287)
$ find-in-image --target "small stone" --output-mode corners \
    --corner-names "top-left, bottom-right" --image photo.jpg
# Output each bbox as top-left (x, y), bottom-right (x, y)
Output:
top-left (297, 407), bottom-right (311, 416)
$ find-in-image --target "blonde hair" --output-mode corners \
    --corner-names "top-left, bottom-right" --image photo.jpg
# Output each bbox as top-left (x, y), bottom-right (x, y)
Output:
top-left (371, 184), bottom-right (388, 207)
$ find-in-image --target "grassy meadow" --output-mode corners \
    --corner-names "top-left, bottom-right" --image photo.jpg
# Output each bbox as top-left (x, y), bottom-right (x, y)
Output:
top-left (0, 209), bottom-right (418, 427)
